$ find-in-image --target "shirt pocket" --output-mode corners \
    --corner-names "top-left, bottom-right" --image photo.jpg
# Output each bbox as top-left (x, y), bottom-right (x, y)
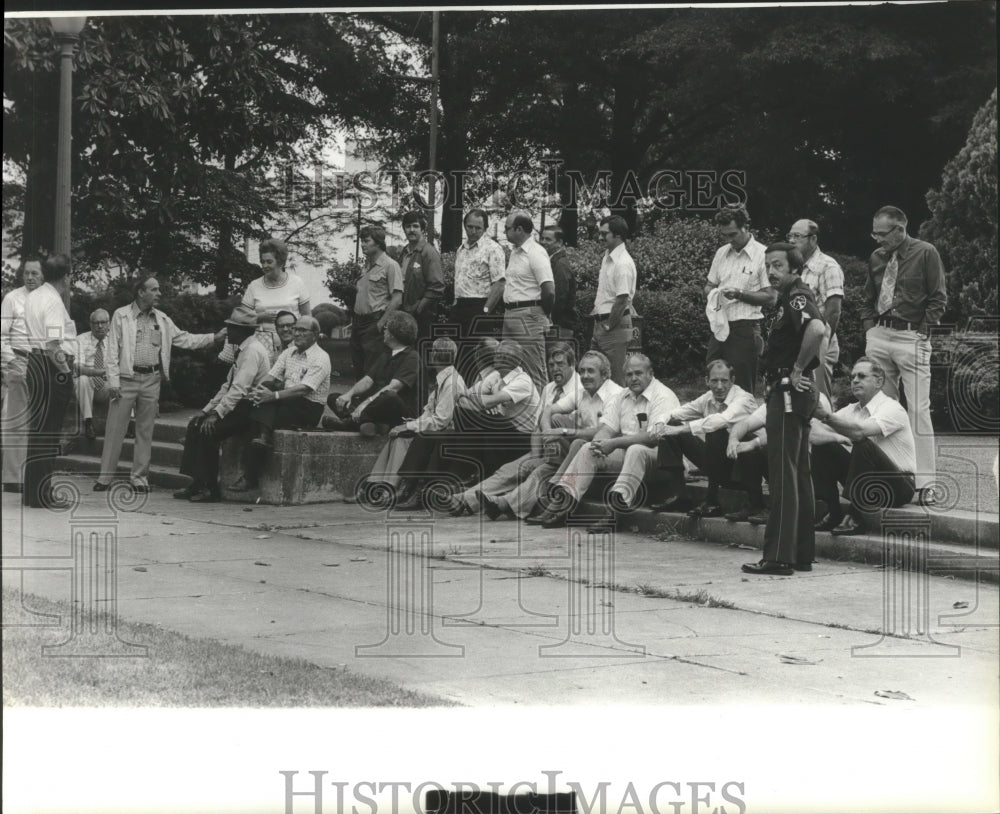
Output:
top-left (150, 324), bottom-right (163, 347)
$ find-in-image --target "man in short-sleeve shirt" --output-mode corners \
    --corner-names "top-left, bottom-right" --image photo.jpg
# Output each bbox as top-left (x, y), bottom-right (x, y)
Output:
top-left (589, 215), bottom-right (637, 386)
top-left (399, 210), bottom-right (445, 339)
top-left (352, 225), bottom-right (403, 379)
top-left (706, 206), bottom-right (770, 393)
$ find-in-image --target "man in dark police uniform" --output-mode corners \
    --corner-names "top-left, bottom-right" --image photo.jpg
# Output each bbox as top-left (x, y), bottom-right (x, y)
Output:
top-left (741, 243), bottom-right (826, 576)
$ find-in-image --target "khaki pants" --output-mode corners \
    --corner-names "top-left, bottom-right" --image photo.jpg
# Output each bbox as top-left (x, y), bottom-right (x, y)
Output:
top-left (98, 372), bottom-right (161, 487)
top-left (554, 440), bottom-right (658, 505)
top-left (1, 362), bottom-right (30, 484)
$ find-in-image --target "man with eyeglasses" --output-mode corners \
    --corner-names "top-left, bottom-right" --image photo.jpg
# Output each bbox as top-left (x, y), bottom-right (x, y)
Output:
top-left (811, 357), bottom-right (917, 536)
top-left (706, 205), bottom-right (772, 394)
top-left (860, 205), bottom-right (946, 506)
top-left (786, 220), bottom-right (844, 399)
top-left (73, 309), bottom-right (111, 440)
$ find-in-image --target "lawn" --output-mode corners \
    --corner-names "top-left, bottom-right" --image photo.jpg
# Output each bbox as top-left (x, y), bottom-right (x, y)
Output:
top-left (2, 587), bottom-right (453, 707)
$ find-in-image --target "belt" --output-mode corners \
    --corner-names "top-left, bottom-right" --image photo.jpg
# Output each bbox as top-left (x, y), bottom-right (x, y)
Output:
top-left (875, 316), bottom-right (919, 331)
top-left (504, 299), bottom-right (541, 309)
top-left (133, 364), bottom-right (161, 374)
top-left (766, 367), bottom-right (813, 386)
top-left (592, 310), bottom-right (630, 321)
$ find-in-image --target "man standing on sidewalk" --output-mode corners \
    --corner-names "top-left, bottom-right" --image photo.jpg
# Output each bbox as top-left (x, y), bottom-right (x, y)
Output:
top-left (399, 211), bottom-right (445, 340)
top-left (706, 205), bottom-right (770, 394)
top-left (787, 219), bottom-right (845, 399)
top-left (860, 205), bottom-right (946, 506)
top-left (502, 211), bottom-right (554, 391)
top-left (95, 276), bottom-right (224, 493)
top-left (742, 243), bottom-right (825, 576)
top-left (540, 224), bottom-right (578, 344)
top-left (21, 254), bottom-right (76, 509)
top-left (589, 215), bottom-right (636, 387)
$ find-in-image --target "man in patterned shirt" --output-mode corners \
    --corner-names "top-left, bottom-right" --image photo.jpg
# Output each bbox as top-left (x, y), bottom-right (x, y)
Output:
top-left (706, 205), bottom-right (771, 394)
top-left (451, 209), bottom-right (506, 380)
top-left (235, 315), bottom-right (331, 490)
top-left (787, 219), bottom-right (845, 399)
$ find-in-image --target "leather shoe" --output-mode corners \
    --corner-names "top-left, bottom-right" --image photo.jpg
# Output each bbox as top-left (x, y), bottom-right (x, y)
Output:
top-left (84, 418), bottom-right (96, 440)
top-left (525, 511), bottom-right (555, 526)
top-left (125, 421), bottom-right (135, 439)
top-left (831, 515), bottom-right (864, 536)
top-left (359, 422), bottom-right (389, 437)
top-left (173, 485), bottom-right (198, 500)
top-left (688, 501), bottom-right (723, 518)
top-left (649, 495), bottom-right (693, 513)
top-left (724, 507), bottom-right (752, 523)
top-left (189, 488), bottom-right (221, 503)
top-left (540, 511), bottom-right (568, 529)
top-left (131, 483), bottom-right (150, 494)
top-left (741, 559), bottom-right (794, 576)
top-left (93, 482), bottom-right (110, 492)
top-left (814, 513), bottom-right (844, 532)
top-left (228, 475), bottom-right (257, 492)
top-left (395, 493), bottom-right (423, 511)
top-left (917, 487), bottom-right (938, 507)
top-left (251, 429), bottom-right (273, 450)
top-left (479, 491), bottom-right (503, 521)
top-left (747, 510), bottom-right (770, 526)
top-left (448, 502), bottom-right (473, 518)
top-left (793, 562), bottom-right (813, 572)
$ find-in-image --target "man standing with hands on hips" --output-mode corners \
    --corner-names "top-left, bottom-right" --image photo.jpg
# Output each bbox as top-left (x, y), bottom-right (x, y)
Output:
top-left (860, 205), bottom-right (946, 506)
top-left (742, 243), bottom-right (825, 576)
top-left (590, 215), bottom-right (636, 387)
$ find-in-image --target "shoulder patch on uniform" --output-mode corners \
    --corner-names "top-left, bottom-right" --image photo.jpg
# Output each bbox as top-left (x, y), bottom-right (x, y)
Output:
top-left (789, 294), bottom-right (807, 311)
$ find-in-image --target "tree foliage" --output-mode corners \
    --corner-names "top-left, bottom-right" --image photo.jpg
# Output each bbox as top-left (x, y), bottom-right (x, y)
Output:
top-left (921, 88), bottom-right (998, 324)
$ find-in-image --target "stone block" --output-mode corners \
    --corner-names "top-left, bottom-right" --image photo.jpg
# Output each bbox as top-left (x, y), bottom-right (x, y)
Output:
top-left (219, 430), bottom-right (382, 505)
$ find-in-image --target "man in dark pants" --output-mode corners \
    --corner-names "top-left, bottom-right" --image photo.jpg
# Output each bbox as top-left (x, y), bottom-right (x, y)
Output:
top-left (649, 359), bottom-right (756, 516)
top-left (451, 209), bottom-right (506, 381)
top-left (22, 254), bottom-right (76, 509)
top-left (742, 243), bottom-right (825, 576)
top-left (540, 224), bottom-right (578, 343)
top-left (705, 205), bottom-right (770, 394)
top-left (813, 357), bottom-right (917, 536)
top-left (233, 316), bottom-right (330, 490)
top-left (399, 210), bottom-right (445, 340)
top-left (350, 225), bottom-right (402, 379)
top-left (174, 307), bottom-right (272, 502)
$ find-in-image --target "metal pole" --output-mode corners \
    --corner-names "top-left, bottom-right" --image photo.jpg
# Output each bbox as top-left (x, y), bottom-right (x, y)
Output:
top-left (427, 11), bottom-right (440, 243)
top-left (53, 36), bottom-right (77, 258)
top-left (355, 195), bottom-right (362, 264)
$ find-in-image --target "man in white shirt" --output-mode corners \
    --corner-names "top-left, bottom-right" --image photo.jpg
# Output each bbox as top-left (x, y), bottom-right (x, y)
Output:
top-left (452, 209), bottom-right (506, 380)
top-left (173, 306), bottom-right (273, 502)
top-left (95, 276), bottom-right (224, 493)
top-left (649, 359), bottom-right (757, 517)
top-left (74, 309), bottom-right (111, 439)
top-left (1, 255), bottom-right (44, 492)
top-left (535, 354), bottom-right (679, 530)
top-left (590, 215), bottom-right (637, 386)
top-left (22, 254), bottom-right (76, 509)
top-left (705, 205), bottom-right (771, 393)
top-left (813, 357), bottom-right (917, 536)
top-left (501, 211), bottom-right (554, 391)
top-left (787, 219), bottom-right (845, 399)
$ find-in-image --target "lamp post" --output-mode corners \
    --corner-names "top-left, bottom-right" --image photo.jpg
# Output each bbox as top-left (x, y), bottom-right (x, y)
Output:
top-left (49, 16), bottom-right (86, 259)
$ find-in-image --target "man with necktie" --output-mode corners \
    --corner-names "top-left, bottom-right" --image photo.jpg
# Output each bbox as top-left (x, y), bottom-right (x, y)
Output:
top-left (74, 309), bottom-right (111, 440)
top-left (860, 205), bottom-right (946, 506)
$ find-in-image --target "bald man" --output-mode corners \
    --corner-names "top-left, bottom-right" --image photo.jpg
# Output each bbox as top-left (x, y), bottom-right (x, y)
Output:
top-left (786, 219), bottom-right (844, 398)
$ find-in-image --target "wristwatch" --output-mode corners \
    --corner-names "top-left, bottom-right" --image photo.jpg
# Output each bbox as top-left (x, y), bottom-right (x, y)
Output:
top-left (482, 306), bottom-right (490, 314)
top-left (561, 428), bottom-right (568, 436)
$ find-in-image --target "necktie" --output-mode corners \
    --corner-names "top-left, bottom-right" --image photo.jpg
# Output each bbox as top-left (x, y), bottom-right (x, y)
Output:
top-left (92, 339), bottom-right (106, 391)
top-left (877, 252), bottom-right (899, 316)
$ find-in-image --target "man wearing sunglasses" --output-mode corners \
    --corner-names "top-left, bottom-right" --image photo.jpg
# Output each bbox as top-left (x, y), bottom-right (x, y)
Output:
top-left (860, 205), bottom-right (946, 506)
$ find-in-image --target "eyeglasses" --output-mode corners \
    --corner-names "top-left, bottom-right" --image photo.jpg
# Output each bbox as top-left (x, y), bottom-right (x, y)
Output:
top-left (786, 232), bottom-right (812, 240)
top-left (871, 224), bottom-right (901, 240)
top-left (292, 328), bottom-right (315, 334)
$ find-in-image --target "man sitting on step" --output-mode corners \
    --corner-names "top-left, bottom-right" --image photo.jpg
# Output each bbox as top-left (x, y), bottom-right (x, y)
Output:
top-left (232, 315), bottom-right (330, 491)
top-left (73, 308), bottom-right (110, 440)
top-left (647, 359), bottom-right (757, 517)
top-left (811, 356), bottom-right (916, 536)
top-left (174, 306), bottom-right (272, 502)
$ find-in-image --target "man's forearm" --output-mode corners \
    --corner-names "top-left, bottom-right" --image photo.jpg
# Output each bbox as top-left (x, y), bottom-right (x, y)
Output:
top-left (795, 322), bottom-right (825, 371)
top-left (607, 295), bottom-right (629, 330)
top-left (821, 412), bottom-right (865, 443)
top-left (824, 297), bottom-right (842, 336)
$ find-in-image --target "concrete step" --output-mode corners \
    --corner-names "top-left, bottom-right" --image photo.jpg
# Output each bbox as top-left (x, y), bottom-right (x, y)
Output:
top-left (60, 438), bottom-right (184, 470)
top-left (576, 499), bottom-right (1000, 584)
top-left (55, 454), bottom-right (189, 491)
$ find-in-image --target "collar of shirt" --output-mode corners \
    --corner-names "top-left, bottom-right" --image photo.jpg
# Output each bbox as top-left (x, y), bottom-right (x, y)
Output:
top-left (592, 378), bottom-right (621, 404)
top-left (403, 238), bottom-right (428, 257)
top-left (391, 346), bottom-right (407, 356)
top-left (604, 243), bottom-right (627, 263)
top-left (238, 335), bottom-right (259, 352)
top-left (460, 237), bottom-right (483, 252)
top-left (512, 236), bottom-right (538, 255)
top-left (367, 252), bottom-right (390, 271)
top-left (549, 247), bottom-right (566, 262)
top-left (725, 236), bottom-right (763, 260)
top-left (436, 366), bottom-right (455, 386)
top-left (501, 367), bottom-right (524, 385)
top-left (624, 380), bottom-right (657, 405)
top-left (130, 302), bottom-right (157, 320)
top-left (291, 342), bottom-right (318, 360)
top-left (858, 390), bottom-right (889, 416)
top-left (804, 248), bottom-right (828, 273)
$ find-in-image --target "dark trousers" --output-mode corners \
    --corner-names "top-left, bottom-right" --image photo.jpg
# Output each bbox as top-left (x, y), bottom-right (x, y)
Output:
top-left (23, 352), bottom-right (73, 507)
top-left (243, 397), bottom-right (324, 484)
top-left (328, 390), bottom-right (411, 428)
top-left (706, 319), bottom-right (763, 395)
top-left (450, 298), bottom-right (502, 384)
top-left (349, 313), bottom-right (384, 380)
top-left (846, 439), bottom-right (915, 513)
top-left (657, 428), bottom-right (733, 502)
top-left (762, 386), bottom-right (818, 566)
top-left (810, 443), bottom-right (851, 520)
top-left (179, 402), bottom-right (254, 490)
top-left (734, 446), bottom-right (768, 509)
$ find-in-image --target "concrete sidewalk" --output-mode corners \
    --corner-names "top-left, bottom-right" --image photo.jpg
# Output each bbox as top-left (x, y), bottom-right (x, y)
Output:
top-left (3, 478), bottom-right (998, 708)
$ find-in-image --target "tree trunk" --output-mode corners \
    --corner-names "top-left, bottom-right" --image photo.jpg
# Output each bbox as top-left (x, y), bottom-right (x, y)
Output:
top-left (609, 71), bottom-right (640, 236)
top-left (214, 152), bottom-right (237, 298)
